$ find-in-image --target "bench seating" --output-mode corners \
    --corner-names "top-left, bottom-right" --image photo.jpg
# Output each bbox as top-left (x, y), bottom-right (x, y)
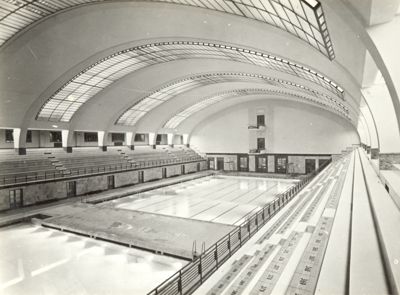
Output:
top-left (359, 149), bottom-right (400, 294)
top-left (0, 146), bottom-right (203, 186)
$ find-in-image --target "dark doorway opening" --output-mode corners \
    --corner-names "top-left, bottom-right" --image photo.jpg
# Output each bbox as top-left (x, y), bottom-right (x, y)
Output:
top-left (66, 181), bottom-right (76, 198)
top-left (238, 154), bottom-right (249, 172)
top-left (9, 189), bottom-right (23, 209)
top-left (305, 159), bottom-right (316, 174)
top-left (107, 175), bottom-right (115, 189)
top-left (208, 158), bottom-right (215, 170)
top-left (319, 158), bottom-right (330, 167)
top-left (256, 155), bottom-right (268, 173)
top-left (275, 155), bottom-right (288, 174)
top-left (138, 171), bottom-right (144, 183)
top-left (217, 157), bottom-right (224, 170)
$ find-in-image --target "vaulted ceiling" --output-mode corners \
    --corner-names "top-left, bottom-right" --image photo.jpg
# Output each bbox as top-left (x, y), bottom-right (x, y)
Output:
top-left (0, 0), bottom-right (399, 151)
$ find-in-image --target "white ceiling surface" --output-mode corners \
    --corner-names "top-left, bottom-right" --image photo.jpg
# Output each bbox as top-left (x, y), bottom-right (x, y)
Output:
top-left (0, 0), bottom-right (394, 149)
top-left (182, 96), bottom-right (359, 142)
top-left (135, 81), bottom-right (352, 132)
top-left (345, 0), bottom-right (400, 26)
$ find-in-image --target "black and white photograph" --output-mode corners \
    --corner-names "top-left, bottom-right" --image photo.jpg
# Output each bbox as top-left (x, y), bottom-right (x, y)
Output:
top-left (0, 0), bottom-right (399, 294)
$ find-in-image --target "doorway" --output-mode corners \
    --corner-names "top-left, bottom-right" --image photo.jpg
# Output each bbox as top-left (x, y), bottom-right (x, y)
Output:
top-left (217, 157), bottom-right (224, 170)
top-left (208, 158), bottom-right (215, 170)
top-left (238, 155), bottom-right (249, 172)
top-left (138, 171), bottom-right (144, 183)
top-left (181, 165), bottom-right (185, 175)
top-left (9, 189), bottom-right (23, 209)
top-left (305, 159), bottom-right (316, 174)
top-left (275, 155), bottom-right (288, 174)
top-left (319, 158), bottom-right (330, 168)
top-left (66, 181), bottom-right (76, 198)
top-left (107, 175), bottom-right (115, 189)
top-left (162, 167), bottom-right (167, 178)
top-left (256, 155), bottom-right (268, 173)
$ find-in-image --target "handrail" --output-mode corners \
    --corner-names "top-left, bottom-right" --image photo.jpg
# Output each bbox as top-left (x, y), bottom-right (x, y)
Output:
top-left (147, 158), bottom-right (331, 295)
top-left (0, 156), bottom-right (205, 187)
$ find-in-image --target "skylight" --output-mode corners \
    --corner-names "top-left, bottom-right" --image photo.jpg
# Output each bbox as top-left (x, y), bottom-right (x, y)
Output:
top-left (36, 41), bottom-right (344, 122)
top-left (116, 72), bottom-right (348, 126)
top-left (1, 0), bottom-right (334, 60)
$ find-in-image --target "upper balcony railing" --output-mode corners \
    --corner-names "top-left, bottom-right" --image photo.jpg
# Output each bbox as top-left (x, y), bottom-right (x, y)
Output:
top-left (0, 156), bottom-right (205, 188)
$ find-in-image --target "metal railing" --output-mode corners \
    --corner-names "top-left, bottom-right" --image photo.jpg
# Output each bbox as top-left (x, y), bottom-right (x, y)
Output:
top-left (0, 156), bottom-right (205, 187)
top-left (147, 158), bottom-right (331, 295)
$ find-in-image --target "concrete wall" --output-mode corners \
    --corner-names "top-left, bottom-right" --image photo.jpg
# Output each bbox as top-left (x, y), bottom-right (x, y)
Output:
top-left (249, 155), bottom-right (256, 172)
top-left (191, 100), bottom-right (359, 155)
top-left (38, 131), bottom-right (61, 148)
top-left (379, 153), bottom-right (400, 170)
top-left (75, 132), bottom-right (98, 147)
top-left (114, 170), bottom-right (139, 187)
top-left (173, 135), bottom-right (183, 145)
top-left (0, 129), bottom-right (153, 149)
top-left (0, 129), bottom-right (40, 149)
top-left (206, 153), bottom-right (331, 174)
top-left (287, 155), bottom-right (329, 174)
top-left (134, 133), bottom-right (149, 146)
top-left (166, 165), bottom-right (182, 177)
top-left (185, 162), bottom-right (200, 174)
top-left (0, 160), bottom-right (206, 211)
top-left (206, 154), bottom-right (238, 171)
top-left (143, 167), bottom-right (163, 182)
top-left (0, 180), bottom-right (66, 210)
top-left (76, 175), bottom-right (108, 195)
top-left (192, 107), bottom-right (249, 153)
top-left (267, 155), bottom-right (275, 173)
top-left (0, 129), bottom-right (70, 149)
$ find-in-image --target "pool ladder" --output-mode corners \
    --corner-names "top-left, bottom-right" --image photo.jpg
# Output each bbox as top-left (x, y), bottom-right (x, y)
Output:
top-left (192, 240), bottom-right (206, 260)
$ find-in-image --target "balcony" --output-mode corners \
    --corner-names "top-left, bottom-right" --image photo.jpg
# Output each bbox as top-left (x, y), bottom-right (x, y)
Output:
top-left (248, 124), bottom-right (266, 130)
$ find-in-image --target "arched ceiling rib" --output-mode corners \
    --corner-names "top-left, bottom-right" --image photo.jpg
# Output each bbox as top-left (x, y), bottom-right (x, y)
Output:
top-left (36, 40), bottom-right (344, 123)
top-left (116, 72), bottom-right (349, 127)
top-left (163, 88), bottom-right (350, 130)
top-left (0, 0), bottom-right (334, 59)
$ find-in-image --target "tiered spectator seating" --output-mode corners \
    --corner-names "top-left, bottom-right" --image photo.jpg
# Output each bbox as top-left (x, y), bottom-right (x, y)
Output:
top-left (168, 146), bottom-right (203, 162)
top-left (191, 149), bottom-right (397, 295)
top-left (49, 148), bottom-right (129, 175)
top-left (0, 146), bottom-right (204, 186)
top-left (0, 149), bottom-right (59, 185)
top-left (120, 146), bottom-right (203, 167)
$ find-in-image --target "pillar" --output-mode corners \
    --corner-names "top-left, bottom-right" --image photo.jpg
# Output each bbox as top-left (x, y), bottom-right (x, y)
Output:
top-left (182, 134), bottom-right (189, 148)
top-left (14, 128), bottom-right (26, 155)
top-left (126, 132), bottom-right (134, 150)
top-left (62, 130), bottom-right (73, 153)
top-left (148, 132), bottom-right (156, 149)
top-left (167, 133), bottom-right (174, 148)
top-left (98, 131), bottom-right (107, 151)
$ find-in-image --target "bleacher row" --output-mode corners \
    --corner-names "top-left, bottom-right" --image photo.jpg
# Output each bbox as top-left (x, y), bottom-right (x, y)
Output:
top-left (193, 148), bottom-right (400, 295)
top-left (0, 146), bottom-right (203, 186)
